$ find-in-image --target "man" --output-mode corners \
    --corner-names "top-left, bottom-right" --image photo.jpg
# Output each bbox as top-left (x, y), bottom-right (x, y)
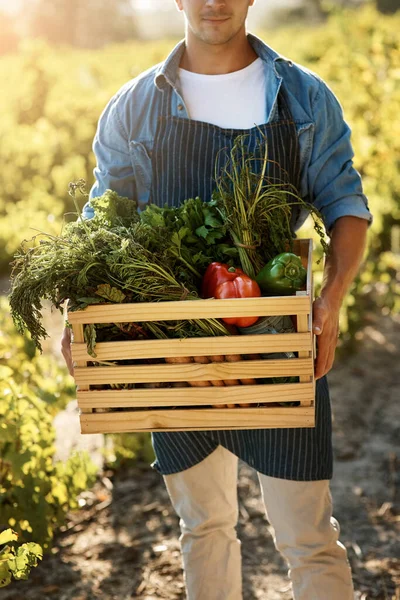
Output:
top-left (62, 1), bottom-right (372, 598)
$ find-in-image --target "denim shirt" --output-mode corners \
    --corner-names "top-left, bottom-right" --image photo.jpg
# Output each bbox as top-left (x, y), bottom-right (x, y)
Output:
top-left (84, 34), bottom-right (372, 232)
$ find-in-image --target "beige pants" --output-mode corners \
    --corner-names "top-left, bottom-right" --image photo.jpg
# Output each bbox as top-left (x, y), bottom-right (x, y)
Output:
top-left (164, 445), bottom-right (353, 600)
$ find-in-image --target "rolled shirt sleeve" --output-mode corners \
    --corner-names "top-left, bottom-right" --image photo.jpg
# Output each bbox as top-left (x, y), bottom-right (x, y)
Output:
top-left (82, 95), bottom-right (135, 219)
top-left (307, 80), bottom-right (373, 232)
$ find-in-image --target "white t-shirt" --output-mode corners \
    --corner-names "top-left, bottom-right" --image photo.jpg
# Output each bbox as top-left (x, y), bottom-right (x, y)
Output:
top-left (178, 57), bottom-right (266, 129)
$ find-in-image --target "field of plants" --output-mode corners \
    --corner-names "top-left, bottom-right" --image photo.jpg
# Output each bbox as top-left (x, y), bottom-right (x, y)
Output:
top-left (0, 5), bottom-right (399, 597)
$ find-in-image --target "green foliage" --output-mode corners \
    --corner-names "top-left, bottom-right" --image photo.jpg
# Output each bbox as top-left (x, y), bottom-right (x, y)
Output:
top-left (0, 529), bottom-right (43, 588)
top-left (0, 377), bottom-right (97, 549)
top-left (0, 297), bottom-right (75, 414)
top-left (0, 303), bottom-right (69, 399)
top-left (0, 38), bottom-right (173, 275)
top-left (104, 433), bottom-right (155, 471)
top-left (0, 298), bottom-right (97, 550)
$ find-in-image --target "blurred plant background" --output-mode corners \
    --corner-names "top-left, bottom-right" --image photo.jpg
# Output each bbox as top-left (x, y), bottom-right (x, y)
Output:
top-left (0, 0), bottom-right (399, 593)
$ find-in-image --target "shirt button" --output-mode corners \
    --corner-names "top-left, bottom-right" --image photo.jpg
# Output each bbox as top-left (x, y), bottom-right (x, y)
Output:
top-left (177, 103), bottom-right (184, 111)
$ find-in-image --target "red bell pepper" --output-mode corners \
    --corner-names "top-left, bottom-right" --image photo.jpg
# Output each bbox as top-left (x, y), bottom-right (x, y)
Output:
top-left (202, 262), bottom-right (261, 328)
top-left (201, 262), bottom-right (247, 299)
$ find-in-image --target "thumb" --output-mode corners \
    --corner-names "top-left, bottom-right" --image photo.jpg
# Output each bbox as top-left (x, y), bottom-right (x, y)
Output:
top-left (313, 323), bottom-right (323, 335)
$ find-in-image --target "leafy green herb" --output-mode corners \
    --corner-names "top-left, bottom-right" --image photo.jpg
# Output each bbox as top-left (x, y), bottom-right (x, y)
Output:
top-left (213, 135), bottom-right (328, 278)
top-left (95, 283), bottom-right (126, 303)
top-left (84, 323), bottom-right (97, 358)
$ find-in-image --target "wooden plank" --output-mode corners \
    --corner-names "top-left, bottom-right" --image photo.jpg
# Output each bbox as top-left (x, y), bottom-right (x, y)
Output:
top-left (72, 323), bottom-right (92, 414)
top-left (67, 295), bottom-right (311, 325)
top-left (80, 406), bottom-right (315, 434)
top-left (297, 314), bottom-right (312, 384)
top-left (74, 358), bottom-right (314, 386)
top-left (77, 381), bottom-right (315, 409)
top-left (306, 239), bottom-right (313, 297)
top-left (308, 271), bottom-right (314, 338)
top-left (71, 332), bottom-right (313, 362)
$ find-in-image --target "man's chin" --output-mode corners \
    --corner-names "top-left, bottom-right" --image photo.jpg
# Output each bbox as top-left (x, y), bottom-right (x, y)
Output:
top-left (198, 30), bottom-right (238, 46)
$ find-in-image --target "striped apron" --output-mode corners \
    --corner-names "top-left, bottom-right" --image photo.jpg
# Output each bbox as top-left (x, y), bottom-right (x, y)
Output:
top-left (149, 86), bottom-right (333, 481)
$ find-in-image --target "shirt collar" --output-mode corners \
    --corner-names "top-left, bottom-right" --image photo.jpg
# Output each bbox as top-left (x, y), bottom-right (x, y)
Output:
top-left (154, 33), bottom-right (290, 91)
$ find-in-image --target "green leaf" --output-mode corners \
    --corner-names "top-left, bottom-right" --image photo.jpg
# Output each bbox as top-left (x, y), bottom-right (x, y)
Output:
top-left (140, 205), bottom-right (165, 228)
top-left (171, 231), bottom-right (181, 249)
top-left (203, 230), bottom-right (225, 245)
top-left (219, 244), bottom-right (239, 257)
top-left (171, 227), bottom-right (190, 250)
top-left (203, 212), bottom-right (222, 229)
top-left (17, 543), bottom-right (43, 567)
top-left (191, 252), bottom-right (206, 266)
top-left (95, 284), bottom-right (126, 303)
top-left (0, 563), bottom-right (12, 588)
top-left (195, 225), bottom-right (209, 240)
top-left (84, 324), bottom-right (97, 358)
top-left (0, 530), bottom-right (18, 547)
top-left (6, 543), bottom-right (42, 582)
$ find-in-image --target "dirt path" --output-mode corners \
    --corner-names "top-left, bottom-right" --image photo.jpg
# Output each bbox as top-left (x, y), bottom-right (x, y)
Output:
top-left (1, 313), bottom-right (399, 600)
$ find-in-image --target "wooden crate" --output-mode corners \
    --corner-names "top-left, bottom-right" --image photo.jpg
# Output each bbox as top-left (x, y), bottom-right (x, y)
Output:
top-left (69, 239), bottom-right (315, 434)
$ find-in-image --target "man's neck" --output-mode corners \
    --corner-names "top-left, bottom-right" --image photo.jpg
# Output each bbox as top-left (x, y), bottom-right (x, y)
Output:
top-left (180, 32), bottom-right (258, 75)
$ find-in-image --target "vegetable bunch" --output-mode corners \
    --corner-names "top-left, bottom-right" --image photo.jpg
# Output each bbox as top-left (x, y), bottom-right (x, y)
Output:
top-left (9, 187), bottom-right (232, 353)
top-left (9, 137), bottom-right (327, 360)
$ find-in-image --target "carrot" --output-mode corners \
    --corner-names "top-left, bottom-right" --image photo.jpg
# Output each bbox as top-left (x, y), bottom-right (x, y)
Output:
top-left (193, 355), bottom-right (225, 387)
top-left (165, 356), bottom-right (211, 388)
top-left (225, 354), bottom-right (255, 407)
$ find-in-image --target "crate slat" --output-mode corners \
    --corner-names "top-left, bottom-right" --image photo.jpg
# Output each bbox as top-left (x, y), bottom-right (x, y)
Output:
top-left (304, 239), bottom-right (313, 296)
top-left (74, 357), bottom-right (313, 386)
top-left (77, 381), bottom-right (315, 408)
top-left (296, 313), bottom-right (312, 384)
top-left (71, 332), bottom-right (312, 362)
top-left (68, 295), bottom-right (310, 325)
top-left (80, 406), bottom-right (315, 434)
top-left (73, 323), bottom-right (92, 414)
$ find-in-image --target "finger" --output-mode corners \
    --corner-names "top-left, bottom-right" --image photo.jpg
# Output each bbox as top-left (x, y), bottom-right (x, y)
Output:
top-left (67, 355), bottom-right (75, 377)
top-left (315, 337), bottom-right (328, 379)
top-left (314, 326), bottom-right (331, 378)
top-left (313, 323), bottom-right (323, 336)
top-left (61, 342), bottom-right (74, 376)
top-left (315, 353), bottom-right (329, 380)
top-left (63, 351), bottom-right (74, 377)
top-left (315, 330), bottom-right (337, 379)
top-left (312, 301), bottom-right (327, 335)
top-left (312, 312), bottom-right (326, 335)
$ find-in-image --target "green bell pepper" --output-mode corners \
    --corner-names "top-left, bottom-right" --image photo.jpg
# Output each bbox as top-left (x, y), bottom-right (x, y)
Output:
top-left (255, 252), bottom-right (307, 296)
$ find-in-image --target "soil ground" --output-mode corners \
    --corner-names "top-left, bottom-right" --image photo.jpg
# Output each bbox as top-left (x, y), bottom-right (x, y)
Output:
top-left (0, 297), bottom-right (399, 600)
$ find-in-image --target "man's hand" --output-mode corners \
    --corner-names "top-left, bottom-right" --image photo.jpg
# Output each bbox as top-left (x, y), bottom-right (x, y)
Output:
top-left (61, 326), bottom-right (74, 376)
top-left (312, 296), bottom-right (340, 380)
top-left (311, 216), bottom-right (369, 380)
